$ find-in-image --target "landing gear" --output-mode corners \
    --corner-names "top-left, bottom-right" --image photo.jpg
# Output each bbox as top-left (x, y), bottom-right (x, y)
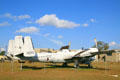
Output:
top-left (62, 62), bottom-right (68, 67)
top-left (18, 60), bottom-right (25, 70)
top-left (74, 59), bottom-right (79, 68)
top-left (88, 63), bottom-right (92, 68)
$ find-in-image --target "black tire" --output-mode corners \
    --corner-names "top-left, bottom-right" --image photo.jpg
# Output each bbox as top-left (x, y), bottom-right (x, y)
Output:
top-left (88, 64), bottom-right (92, 68)
top-left (62, 63), bottom-right (68, 67)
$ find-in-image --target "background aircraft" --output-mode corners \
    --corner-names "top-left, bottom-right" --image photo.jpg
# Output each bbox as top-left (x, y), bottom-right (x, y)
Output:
top-left (6, 36), bottom-right (118, 68)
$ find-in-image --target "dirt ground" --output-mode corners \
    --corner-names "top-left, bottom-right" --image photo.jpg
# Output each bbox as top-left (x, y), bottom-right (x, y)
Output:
top-left (0, 61), bottom-right (120, 80)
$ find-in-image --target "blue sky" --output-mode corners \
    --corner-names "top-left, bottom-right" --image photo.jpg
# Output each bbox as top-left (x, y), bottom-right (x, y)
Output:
top-left (0, 0), bottom-right (120, 49)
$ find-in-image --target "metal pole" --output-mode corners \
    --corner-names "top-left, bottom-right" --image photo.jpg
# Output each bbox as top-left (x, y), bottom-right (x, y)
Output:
top-left (118, 53), bottom-right (120, 62)
top-left (116, 53), bottom-right (117, 62)
top-left (0, 60), bottom-right (3, 72)
top-left (44, 63), bottom-right (45, 73)
top-left (20, 63), bottom-right (22, 70)
top-left (11, 60), bottom-right (14, 72)
top-left (104, 60), bottom-right (106, 75)
top-left (104, 55), bottom-right (108, 76)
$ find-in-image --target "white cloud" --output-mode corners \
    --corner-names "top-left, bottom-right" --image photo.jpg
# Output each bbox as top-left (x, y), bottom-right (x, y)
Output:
top-left (0, 13), bottom-right (31, 21)
top-left (83, 23), bottom-right (88, 27)
top-left (3, 13), bottom-right (17, 20)
top-left (90, 18), bottom-right (95, 23)
top-left (18, 15), bottom-right (31, 19)
top-left (16, 26), bottom-right (39, 33)
top-left (50, 39), bottom-right (63, 46)
top-left (109, 41), bottom-right (120, 49)
top-left (36, 14), bottom-right (80, 28)
top-left (0, 22), bottom-right (11, 27)
top-left (109, 41), bottom-right (116, 46)
top-left (44, 33), bottom-right (50, 37)
top-left (58, 35), bottom-right (63, 39)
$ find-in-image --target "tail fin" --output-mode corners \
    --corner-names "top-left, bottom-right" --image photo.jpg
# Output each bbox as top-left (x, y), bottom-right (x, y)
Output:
top-left (7, 40), bottom-right (15, 55)
top-left (7, 36), bottom-right (35, 57)
top-left (22, 36), bottom-right (35, 57)
top-left (14, 36), bottom-right (24, 55)
top-left (7, 36), bottom-right (24, 57)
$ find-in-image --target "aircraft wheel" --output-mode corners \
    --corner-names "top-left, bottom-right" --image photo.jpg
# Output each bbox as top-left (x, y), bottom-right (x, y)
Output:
top-left (62, 62), bottom-right (68, 67)
top-left (88, 63), bottom-right (92, 68)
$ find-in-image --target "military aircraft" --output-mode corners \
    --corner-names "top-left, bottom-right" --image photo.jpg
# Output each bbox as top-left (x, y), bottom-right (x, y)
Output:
top-left (6, 36), bottom-right (118, 68)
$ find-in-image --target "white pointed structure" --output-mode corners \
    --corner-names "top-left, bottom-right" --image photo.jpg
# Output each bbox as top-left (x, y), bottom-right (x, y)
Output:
top-left (7, 40), bottom-right (15, 55)
top-left (7, 36), bottom-right (35, 57)
top-left (22, 36), bottom-right (35, 57)
top-left (14, 36), bottom-right (24, 55)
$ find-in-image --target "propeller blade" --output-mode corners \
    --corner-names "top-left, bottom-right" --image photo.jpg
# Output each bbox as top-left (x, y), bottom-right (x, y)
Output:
top-left (94, 38), bottom-right (98, 48)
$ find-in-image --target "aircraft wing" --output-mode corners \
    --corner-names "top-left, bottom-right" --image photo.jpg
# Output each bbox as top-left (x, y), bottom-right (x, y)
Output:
top-left (64, 49), bottom-right (119, 63)
top-left (64, 49), bottom-right (90, 60)
top-left (74, 49), bottom-right (90, 57)
top-left (78, 49), bottom-right (118, 58)
top-left (71, 49), bottom-right (119, 59)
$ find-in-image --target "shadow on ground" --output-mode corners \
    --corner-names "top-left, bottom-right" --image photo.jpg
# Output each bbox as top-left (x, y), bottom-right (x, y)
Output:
top-left (22, 64), bottom-right (110, 71)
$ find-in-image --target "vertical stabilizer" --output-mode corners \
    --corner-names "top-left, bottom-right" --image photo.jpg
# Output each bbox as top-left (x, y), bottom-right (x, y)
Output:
top-left (7, 40), bottom-right (15, 55)
top-left (23, 36), bottom-right (35, 57)
top-left (7, 36), bottom-right (35, 57)
top-left (7, 39), bottom-right (21, 60)
top-left (14, 36), bottom-right (24, 55)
